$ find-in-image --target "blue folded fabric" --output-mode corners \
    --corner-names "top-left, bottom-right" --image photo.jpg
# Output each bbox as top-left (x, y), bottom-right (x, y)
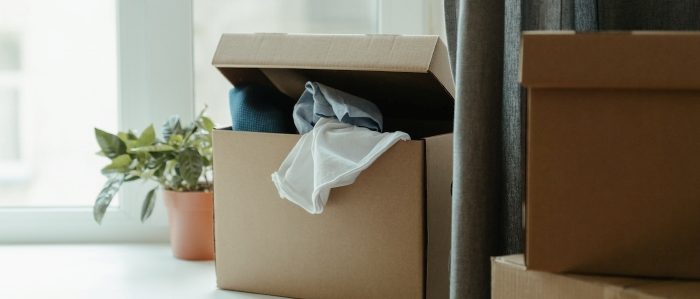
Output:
top-left (229, 85), bottom-right (296, 133)
top-left (293, 82), bottom-right (383, 134)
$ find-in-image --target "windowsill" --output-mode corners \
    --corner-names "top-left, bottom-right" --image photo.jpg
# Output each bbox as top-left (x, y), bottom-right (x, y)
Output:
top-left (0, 244), bottom-right (282, 299)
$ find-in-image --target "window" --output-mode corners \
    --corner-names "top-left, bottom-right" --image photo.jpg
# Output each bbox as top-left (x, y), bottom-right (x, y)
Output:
top-left (1, 0), bottom-right (437, 243)
top-left (0, 0), bottom-right (193, 243)
top-left (0, 31), bottom-right (25, 183)
top-left (0, 0), bottom-right (118, 207)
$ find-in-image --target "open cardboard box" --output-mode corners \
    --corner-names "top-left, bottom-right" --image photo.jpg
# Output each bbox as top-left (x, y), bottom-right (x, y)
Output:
top-left (211, 34), bottom-right (455, 299)
top-left (522, 32), bottom-right (700, 279)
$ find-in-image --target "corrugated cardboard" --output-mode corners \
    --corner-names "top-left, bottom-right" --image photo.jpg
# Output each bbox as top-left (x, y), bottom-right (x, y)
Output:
top-left (212, 34), bottom-right (454, 299)
top-left (522, 32), bottom-right (700, 279)
top-left (492, 255), bottom-right (700, 299)
top-left (425, 134), bottom-right (453, 299)
top-left (520, 31), bottom-right (700, 89)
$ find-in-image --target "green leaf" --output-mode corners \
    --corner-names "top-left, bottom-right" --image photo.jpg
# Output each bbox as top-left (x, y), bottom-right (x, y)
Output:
top-left (93, 175), bottom-right (125, 224)
top-left (113, 154), bottom-right (131, 166)
top-left (117, 132), bottom-right (136, 149)
top-left (182, 125), bottom-right (198, 143)
top-left (153, 165), bottom-right (164, 178)
top-left (149, 151), bottom-right (164, 160)
top-left (117, 132), bottom-right (130, 142)
top-left (201, 156), bottom-right (211, 167)
top-left (201, 116), bottom-right (215, 132)
top-left (95, 128), bottom-right (126, 158)
top-left (162, 115), bottom-right (182, 142)
top-left (142, 155), bottom-right (165, 178)
top-left (124, 175), bottom-right (140, 182)
top-left (168, 134), bottom-right (184, 146)
top-left (146, 155), bottom-right (167, 168)
top-left (117, 132), bottom-right (139, 149)
top-left (164, 159), bottom-right (177, 175)
top-left (140, 187), bottom-right (158, 222)
top-left (178, 148), bottom-right (202, 187)
top-left (128, 144), bottom-right (175, 153)
top-left (101, 154), bottom-right (132, 175)
top-left (140, 167), bottom-right (157, 180)
top-left (137, 125), bottom-right (156, 147)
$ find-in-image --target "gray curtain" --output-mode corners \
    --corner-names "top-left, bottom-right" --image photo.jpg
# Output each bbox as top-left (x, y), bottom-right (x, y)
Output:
top-left (445, 1), bottom-right (700, 298)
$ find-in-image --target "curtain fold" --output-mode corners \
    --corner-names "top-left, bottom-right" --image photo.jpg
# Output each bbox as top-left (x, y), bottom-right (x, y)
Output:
top-left (448, 1), bottom-right (504, 298)
top-left (500, 0), bottom-right (523, 257)
top-left (445, 0), bottom-right (700, 298)
top-left (598, 1), bottom-right (700, 30)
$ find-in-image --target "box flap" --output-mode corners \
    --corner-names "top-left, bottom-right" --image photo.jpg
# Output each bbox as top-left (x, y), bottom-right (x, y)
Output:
top-left (425, 133), bottom-right (453, 299)
top-left (212, 33), bottom-right (455, 133)
top-left (520, 31), bottom-right (700, 89)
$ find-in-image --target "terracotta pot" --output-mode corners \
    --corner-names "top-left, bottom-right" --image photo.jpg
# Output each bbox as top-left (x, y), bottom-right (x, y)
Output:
top-left (162, 190), bottom-right (214, 260)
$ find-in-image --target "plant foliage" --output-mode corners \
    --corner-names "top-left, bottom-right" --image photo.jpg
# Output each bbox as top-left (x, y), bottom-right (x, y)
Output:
top-left (93, 108), bottom-right (214, 224)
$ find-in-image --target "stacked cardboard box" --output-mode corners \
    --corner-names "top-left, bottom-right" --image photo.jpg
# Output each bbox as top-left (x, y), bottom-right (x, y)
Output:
top-left (492, 255), bottom-right (700, 299)
top-left (211, 34), bottom-right (455, 299)
top-left (493, 32), bottom-right (700, 297)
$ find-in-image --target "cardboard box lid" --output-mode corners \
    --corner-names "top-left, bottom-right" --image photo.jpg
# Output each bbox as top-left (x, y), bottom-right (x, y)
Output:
top-left (492, 255), bottom-right (700, 299)
top-left (520, 31), bottom-right (700, 89)
top-left (212, 33), bottom-right (455, 126)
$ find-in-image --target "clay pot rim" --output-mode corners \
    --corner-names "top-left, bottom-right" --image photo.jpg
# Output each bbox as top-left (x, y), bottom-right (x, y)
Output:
top-left (162, 189), bottom-right (213, 194)
top-left (162, 190), bottom-right (213, 211)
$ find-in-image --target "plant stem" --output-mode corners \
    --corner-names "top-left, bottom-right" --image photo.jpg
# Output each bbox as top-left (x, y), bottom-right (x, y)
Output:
top-left (203, 168), bottom-right (210, 192)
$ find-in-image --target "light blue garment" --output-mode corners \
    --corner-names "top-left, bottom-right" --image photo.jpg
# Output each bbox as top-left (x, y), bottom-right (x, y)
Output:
top-left (293, 82), bottom-right (383, 134)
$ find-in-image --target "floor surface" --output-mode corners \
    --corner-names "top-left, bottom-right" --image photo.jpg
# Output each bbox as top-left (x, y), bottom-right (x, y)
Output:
top-left (0, 244), bottom-right (284, 299)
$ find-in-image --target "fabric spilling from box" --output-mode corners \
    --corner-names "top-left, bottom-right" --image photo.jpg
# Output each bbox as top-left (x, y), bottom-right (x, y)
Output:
top-left (293, 81), bottom-right (384, 134)
top-left (272, 81), bottom-right (410, 214)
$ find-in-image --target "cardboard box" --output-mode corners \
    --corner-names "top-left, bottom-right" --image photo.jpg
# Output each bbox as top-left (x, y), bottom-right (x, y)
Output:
top-left (212, 34), bottom-right (455, 299)
top-left (522, 32), bottom-right (700, 279)
top-left (492, 255), bottom-right (700, 299)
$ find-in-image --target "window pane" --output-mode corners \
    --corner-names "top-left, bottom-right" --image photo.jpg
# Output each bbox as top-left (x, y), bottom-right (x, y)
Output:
top-left (0, 87), bottom-right (19, 160)
top-left (193, 0), bottom-right (379, 126)
top-left (0, 0), bottom-right (118, 206)
top-left (0, 32), bottom-right (20, 70)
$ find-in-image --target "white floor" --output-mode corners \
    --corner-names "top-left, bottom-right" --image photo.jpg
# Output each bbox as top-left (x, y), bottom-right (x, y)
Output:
top-left (0, 244), bottom-right (284, 299)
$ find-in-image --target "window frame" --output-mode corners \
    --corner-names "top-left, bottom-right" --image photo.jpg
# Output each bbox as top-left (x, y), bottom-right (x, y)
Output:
top-left (0, 0), bottom-right (432, 244)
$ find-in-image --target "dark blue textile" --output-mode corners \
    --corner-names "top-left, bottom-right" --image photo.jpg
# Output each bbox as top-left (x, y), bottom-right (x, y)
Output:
top-left (229, 85), bottom-right (296, 133)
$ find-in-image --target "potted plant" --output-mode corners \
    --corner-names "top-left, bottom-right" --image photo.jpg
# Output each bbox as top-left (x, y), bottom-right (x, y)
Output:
top-left (93, 109), bottom-right (215, 260)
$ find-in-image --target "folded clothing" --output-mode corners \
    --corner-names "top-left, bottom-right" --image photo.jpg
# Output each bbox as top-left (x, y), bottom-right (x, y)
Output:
top-left (272, 117), bottom-right (410, 214)
top-left (229, 85), bottom-right (296, 133)
top-left (293, 82), bottom-right (383, 134)
top-left (273, 81), bottom-right (410, 214)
